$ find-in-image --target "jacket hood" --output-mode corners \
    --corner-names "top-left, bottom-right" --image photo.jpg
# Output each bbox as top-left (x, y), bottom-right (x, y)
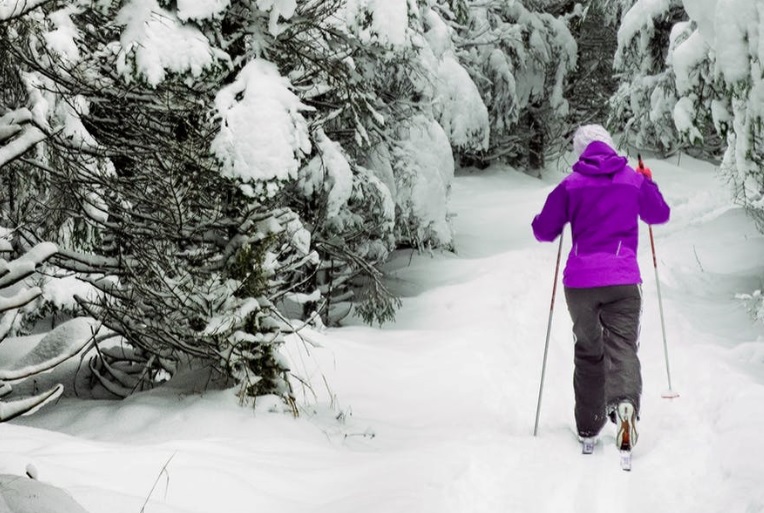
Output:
top-left (572, 141), bottom-right (627, 176)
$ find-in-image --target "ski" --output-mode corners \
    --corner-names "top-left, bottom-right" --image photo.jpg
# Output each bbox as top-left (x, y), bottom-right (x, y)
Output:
top-left (619, 450), bottom-right (632, 471)
top-left (578, 436), bottom-right (632, 470)
top-left (615, 402), bottom-right (637, 471)
top-left (581, 437), bottom-right (595, 455)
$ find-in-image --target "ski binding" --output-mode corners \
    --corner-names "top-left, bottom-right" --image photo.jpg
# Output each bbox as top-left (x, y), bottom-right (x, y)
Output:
top-left (581, 437), bottom-right (595, 455)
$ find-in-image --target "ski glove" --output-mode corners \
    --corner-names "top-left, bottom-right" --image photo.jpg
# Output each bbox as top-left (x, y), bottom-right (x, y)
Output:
top-left (636, 155), bottom-right (652, 180)
top-left (636, 165), bottom-right (652, 180)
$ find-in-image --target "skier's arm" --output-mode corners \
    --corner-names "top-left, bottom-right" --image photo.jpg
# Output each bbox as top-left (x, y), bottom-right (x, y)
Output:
top-left (638, 177), bottom-right (670, 225)
top-left (532, 183), bottom-right (568, 242)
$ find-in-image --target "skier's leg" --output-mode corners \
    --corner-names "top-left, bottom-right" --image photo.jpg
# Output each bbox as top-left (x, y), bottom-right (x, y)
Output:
top-left (599, 285), bottom-right (643, 415)
top-left (564, 287), bottom-right (606, 437)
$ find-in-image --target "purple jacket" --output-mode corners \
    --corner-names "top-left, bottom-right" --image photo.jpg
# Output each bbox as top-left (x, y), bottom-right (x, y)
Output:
top-left (532, 142), bottom-right (670, 288)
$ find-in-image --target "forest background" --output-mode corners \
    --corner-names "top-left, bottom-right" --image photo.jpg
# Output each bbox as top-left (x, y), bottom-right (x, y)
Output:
top-left (0, 0), bottom-right (762, 414)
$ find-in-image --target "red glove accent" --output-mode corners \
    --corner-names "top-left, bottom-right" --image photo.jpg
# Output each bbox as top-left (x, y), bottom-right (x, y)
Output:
top-left (636, 156), bottom-right (653, 180)
top-left (637, 165), bottom-right (653, 180)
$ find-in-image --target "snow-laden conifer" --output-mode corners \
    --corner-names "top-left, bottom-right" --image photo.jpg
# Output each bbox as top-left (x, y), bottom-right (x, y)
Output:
top-left (446, 0), bottom-right (577, 169)
top-left (609, 0), bottom-right (686, 153)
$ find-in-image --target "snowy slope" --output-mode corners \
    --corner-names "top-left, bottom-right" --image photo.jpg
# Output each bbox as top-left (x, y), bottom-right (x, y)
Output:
top-left (4, 154), bottom-right (764, 513)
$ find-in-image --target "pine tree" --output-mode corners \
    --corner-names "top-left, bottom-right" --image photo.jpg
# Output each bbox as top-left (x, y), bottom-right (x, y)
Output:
top-left (612, 0), bottom-right (764, 229)
top-left (0, 4), bottom-right (73, 417)
top-left (676, 1), bottom-right (764, 229)
top-left (566, 3), bottom-right (619, 130)
top-left (608, 0), bottom-right (687, 153)
top-left (4, 0), bottom-right (320, 402)
top-left (446, 0), bottom-right (578, 169)
top-left (0, 0), bottom-right (474, 404)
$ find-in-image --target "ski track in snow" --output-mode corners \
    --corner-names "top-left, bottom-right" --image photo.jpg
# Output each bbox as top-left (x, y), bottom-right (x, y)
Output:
top-left (4, 155), bottom-right (764, 513)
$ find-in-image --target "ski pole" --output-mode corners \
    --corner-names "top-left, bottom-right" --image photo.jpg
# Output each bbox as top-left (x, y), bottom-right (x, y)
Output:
top-left (534, 232), bottom-right (564, 436)
top-left (648, 225), bottom-right (679, 399)
top-left (638, 155), bottom-right (678, 399)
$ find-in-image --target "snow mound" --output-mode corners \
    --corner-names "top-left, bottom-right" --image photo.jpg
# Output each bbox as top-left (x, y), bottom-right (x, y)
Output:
top-left (0, 474), bottom-right (90, 513)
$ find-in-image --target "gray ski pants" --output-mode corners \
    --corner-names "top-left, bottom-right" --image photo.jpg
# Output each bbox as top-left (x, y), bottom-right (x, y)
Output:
top-left (564, 284), bottom-right (642, 437)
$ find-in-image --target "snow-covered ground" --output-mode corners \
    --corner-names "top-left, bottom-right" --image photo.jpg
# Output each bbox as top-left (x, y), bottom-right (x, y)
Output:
top-left (3, 153), bottom-right (764, 513)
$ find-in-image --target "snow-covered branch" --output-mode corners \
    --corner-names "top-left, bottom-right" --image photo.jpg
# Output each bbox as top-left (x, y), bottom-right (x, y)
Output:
top-left (52, 248), bottom-right (135, 273)
top-left (0, 287), bottom-right (42, 314)
top-left (0, 242), bottom-right (57, 289)
top-left (0, 384), bottom-right (62, 421)
top-left (0, 106), bottom-right (46, 168)
top-left (0, 124), bottom-right (46, 168)
top-left (0, 318), bottom-right (100, 382)
top-left (0, 109), bottom-right (35, 142)
top-left (0, 0), bottom-right (54, 22)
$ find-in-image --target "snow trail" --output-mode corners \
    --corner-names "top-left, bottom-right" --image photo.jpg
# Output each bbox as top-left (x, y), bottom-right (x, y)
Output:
top-left (4, 155), bottom-right (764, 513)
top-left (326, 155), bottom-right (764, 512)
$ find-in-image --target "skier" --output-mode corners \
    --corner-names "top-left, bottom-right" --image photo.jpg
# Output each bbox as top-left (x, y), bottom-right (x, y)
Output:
top-left (531, 124), bottom-right (670, 454)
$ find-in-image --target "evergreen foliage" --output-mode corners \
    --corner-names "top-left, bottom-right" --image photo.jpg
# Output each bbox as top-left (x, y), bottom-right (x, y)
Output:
top-left (608, 0), bottom-right (687, 153)
top-left (3, 1), bottom-right (319, 401)
top-left (565, 4), bottom-right (618, 130)
top-left (0, 0), bottom-right (467, 401)
top-left (447, 0), bottom-right (578, 169)
top-left (7, 0), bottom-right (719, 409)
top-left (611, 0), bottom-right (764, 231)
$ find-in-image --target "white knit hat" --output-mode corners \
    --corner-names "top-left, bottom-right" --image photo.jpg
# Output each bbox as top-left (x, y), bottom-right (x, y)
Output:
top-left (572, 124), bottom-right (616, 156)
